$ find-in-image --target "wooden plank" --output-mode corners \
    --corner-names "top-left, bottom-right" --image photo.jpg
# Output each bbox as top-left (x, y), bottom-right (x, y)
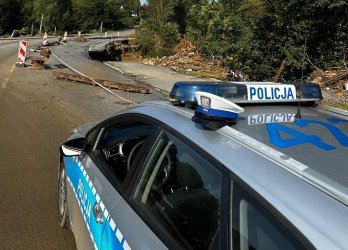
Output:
top-left (52, 71), bottom-right (150, 94)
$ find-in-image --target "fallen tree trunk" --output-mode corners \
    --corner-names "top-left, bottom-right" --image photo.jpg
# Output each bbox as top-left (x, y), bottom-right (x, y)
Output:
top-left (52, 71), bottom-right (150, 94)
top-left (323, 70), bottom-right (348, 86)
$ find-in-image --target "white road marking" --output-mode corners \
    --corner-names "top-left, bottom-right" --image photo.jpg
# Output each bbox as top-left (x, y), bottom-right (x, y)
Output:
top-left (10, 65), bottom-right (16, 73)
top-left (1, 82), bottom-right (7, 89)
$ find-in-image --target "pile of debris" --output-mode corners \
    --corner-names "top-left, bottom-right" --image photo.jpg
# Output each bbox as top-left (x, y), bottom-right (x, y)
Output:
top-left (73, 35), bottom-right (87, 42)
top-left (308, 67), bottom-right (348, 89)
top-left (108, 39), bottom-right (139, 61)
top-left (28, 48), bottom-right (51, 70)
top-left (308, 67), bottom-right (348, 109)
top-left (89, 39), bottom-right (139, 61)
top-left (141, 39), bottom-right (229, 79)
top-left (120, 38), bottom-right (140, 60)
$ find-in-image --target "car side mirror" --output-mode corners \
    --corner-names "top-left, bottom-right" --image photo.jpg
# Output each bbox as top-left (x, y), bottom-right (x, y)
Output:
top-left (60, 137), bottom-right (86, 156)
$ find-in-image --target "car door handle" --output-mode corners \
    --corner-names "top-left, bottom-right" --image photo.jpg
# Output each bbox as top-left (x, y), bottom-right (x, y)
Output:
top-left (93, 202), bottom-right (104, 224)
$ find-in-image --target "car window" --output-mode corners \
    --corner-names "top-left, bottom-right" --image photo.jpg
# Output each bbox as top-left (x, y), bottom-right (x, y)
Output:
top-left (132, 132), bottom-right (222, 249)
top-left (97, 122), bottom-right (153, 183)
top-left (232, 182), bottom-right (309, 250)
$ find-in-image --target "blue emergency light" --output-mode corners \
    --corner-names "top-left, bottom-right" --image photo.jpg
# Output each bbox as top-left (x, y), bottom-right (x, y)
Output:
top-left (169, 81), bottom-right (323, 106)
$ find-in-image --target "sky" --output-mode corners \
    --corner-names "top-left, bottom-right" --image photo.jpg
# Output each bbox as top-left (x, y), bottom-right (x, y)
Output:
top-left (140, 0), bottom-right (147, 5)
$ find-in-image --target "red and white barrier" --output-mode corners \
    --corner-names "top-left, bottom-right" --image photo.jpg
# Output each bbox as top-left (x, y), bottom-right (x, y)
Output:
top-left (43, 32), bottom-right (48, 45)
top-left (63, 32), bottom-right (67, 42)
top-left (104, 32), bottom-right (107, 38)
top-left (18, 40), bottom-right (27, 63)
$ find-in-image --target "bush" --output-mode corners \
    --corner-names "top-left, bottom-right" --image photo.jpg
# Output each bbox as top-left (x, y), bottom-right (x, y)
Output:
top-left (148, 48), bottom-right (174, 58)
top-left (121, 17), bottom-right (136, 27)
top-left (137, 27), bottom-right (156, 56)
top-left (136, 19), bottom-right (180, 57)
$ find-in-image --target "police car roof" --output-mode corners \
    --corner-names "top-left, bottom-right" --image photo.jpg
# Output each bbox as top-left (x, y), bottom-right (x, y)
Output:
top-left (127, 101), bottom-right (348, 201)
top-left (124, 101), bottom-right (348, 248)
top-left (235, 105), bottom-right (348, 196)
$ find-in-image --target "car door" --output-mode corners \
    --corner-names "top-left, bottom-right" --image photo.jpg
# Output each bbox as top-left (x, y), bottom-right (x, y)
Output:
top-left (82, 115), bottom-right (160, 249)
top-left (65, 150), bottom-right (121, 250)
top-left (106, 129), bottom-right (228, 249)
top-left (230, 181), bottom-right (313, 250)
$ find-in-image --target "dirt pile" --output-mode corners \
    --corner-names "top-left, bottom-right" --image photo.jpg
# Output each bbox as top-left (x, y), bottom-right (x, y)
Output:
top-left (142, 39), bottom-right (229, 79)
top-left (73, 35), bottom-right (87, 42)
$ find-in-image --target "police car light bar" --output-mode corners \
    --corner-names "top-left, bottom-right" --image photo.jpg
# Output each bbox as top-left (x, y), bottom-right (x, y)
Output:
top-left (169, 81), bottom-right (322, 106)
top-left (195, 91), bottom-right (244, 122)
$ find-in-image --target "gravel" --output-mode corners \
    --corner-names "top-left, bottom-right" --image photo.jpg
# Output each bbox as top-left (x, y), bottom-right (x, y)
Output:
top-left (321, 89), bottom-right (348, 110)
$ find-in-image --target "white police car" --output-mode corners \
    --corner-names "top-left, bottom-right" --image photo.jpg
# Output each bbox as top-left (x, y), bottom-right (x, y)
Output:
top-left (58, 82), bottom-right (348, 249)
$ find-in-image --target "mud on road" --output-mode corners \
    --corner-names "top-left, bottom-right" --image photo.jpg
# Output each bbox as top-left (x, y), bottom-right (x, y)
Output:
top-left (0, 40), bottom-right (167, 249)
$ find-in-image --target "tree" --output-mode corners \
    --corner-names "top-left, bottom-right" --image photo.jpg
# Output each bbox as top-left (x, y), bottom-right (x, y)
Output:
top-left (248, 0), bottom-right (348, 80)
top-left (0, 0), bottom-right (23, 35)
top-left (137, 0), bottom-right (180, 57)
top-left (185, 0), bottom-right (348, 80)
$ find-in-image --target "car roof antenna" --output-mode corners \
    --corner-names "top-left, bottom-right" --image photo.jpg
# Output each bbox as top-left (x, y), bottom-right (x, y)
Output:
top-left (295, 37), bottom-right (307, 119)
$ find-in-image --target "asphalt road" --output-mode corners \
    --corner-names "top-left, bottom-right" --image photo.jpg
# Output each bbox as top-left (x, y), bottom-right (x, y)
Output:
top-left (0, 39), bottom-right (78, 249)
top-left (0, 34), bottom-right (167, 249)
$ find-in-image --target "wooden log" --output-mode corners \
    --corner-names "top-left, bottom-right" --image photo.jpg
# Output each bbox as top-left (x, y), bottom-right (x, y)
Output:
top-left (324, 71), bottom-right (348, 86)
top-left (52, 71), bottom-right (94, 84)
top-left (52, 71), bottom-right (150, 94)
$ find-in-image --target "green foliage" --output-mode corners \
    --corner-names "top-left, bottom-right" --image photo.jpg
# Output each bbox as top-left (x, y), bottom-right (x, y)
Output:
top-left (0, 0), bottom-right (23, 34)
top-left (137, 19), bottom-right (180, 57)
top-left (0, 0), bottom-right (140, 35)
top-left (1, 0), bottom-right (346, 82)
top-left (183, 0), bottom-right (348, 80)
top-left (136, 0), bottom-right (180, 57)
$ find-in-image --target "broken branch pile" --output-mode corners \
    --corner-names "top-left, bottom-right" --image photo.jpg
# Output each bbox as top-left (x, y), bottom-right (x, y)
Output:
top-left (141, 39), bottom-right (228, 79)
top-left (308, 67), bottom-right (348, 89)
top-left (73, 35), bottom-right (88, 42)
top-left (52, 71), bottom-right (150, 94)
